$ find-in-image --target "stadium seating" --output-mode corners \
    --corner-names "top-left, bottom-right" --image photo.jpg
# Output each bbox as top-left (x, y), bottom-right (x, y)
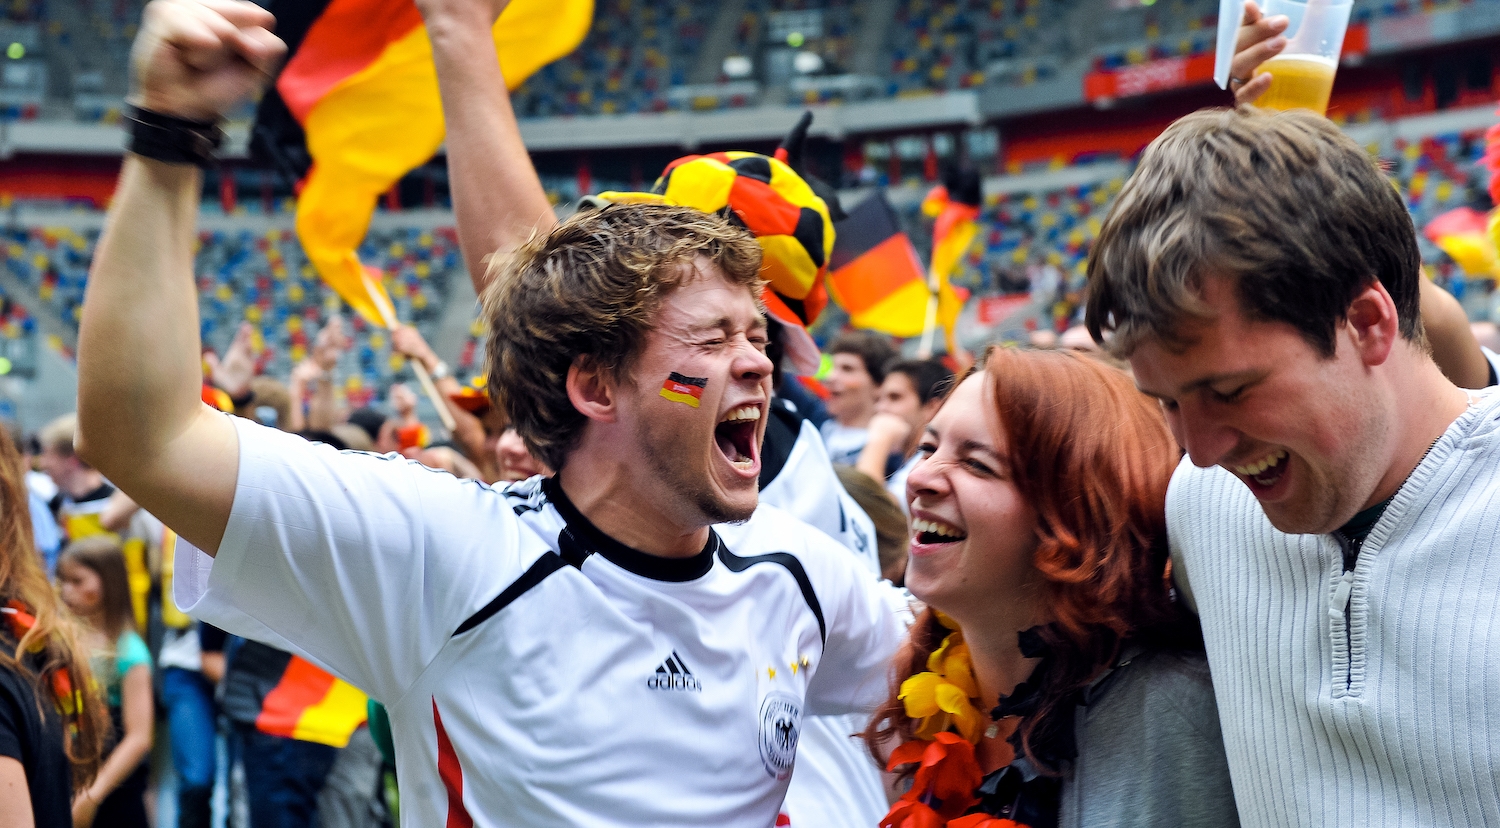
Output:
top-left (0, 223), bottom-right (461, 408)
top-left (511, 0), bottom-right (715, 117)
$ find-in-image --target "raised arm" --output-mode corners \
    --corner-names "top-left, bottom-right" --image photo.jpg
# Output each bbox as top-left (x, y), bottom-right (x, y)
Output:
top-left (418, 0), bottom-right (558, 293)
top-left (75, 0), bottom-right (285, 556)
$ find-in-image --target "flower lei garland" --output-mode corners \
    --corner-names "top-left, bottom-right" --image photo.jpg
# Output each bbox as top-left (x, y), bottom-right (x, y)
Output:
top-left (1, 599), bottom-right (85, 732)
top-left (880, 613), bottom-right (1028, 828)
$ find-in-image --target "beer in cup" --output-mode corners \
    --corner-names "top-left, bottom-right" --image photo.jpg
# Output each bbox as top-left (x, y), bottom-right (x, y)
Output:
top-left (1253, 0), bottom-right (1352, 115)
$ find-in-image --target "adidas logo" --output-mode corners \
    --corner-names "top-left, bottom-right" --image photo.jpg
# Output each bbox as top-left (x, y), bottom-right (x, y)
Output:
top-left (646, 650), bottom-right (702, 692)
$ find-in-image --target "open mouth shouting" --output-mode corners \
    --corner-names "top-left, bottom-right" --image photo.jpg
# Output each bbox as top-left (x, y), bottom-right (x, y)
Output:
top-left (714, 404), bottom-right (762, 475)
top-left (1229, 448), bottom-right (1290, 497)
top-left (910, 514), bottom-right (968, 555)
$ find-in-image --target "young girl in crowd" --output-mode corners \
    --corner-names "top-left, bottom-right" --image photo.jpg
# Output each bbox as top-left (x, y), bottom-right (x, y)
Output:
top-left (866, 347), bottom-right (1238, 827)
top-left (58, 536), bottom-right (154, 828)
top-left (0, 429), bottom-right (108, 827)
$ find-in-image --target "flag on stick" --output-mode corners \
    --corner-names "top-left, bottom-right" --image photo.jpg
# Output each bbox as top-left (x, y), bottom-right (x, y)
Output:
top-left (827, 192), bottom-right (931, 337)
top-left (253, 0), bottom-right (592, 328)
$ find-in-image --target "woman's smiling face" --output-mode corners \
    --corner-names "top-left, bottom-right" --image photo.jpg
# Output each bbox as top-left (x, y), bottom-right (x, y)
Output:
top-left (903, 373), bottom-right (1043, 626)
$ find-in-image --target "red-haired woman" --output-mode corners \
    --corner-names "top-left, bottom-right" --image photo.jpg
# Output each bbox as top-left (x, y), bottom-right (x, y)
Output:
top-left (865, 347), bottom-right (1238, 827)
top-left (0, 429), bottom-right (108, 828)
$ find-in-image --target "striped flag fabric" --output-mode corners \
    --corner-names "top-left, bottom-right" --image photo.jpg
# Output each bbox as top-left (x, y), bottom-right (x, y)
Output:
top-left (826, 191), bottom-right (931, 337)
top-left (253, 0), bottom-right (592, 327)
top-left (1424, 207), bottom-right (1499, 279)
top-left (255, 654), bottom-right (369, 748)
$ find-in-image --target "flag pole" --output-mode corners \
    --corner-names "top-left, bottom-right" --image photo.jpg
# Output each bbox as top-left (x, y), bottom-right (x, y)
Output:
top-left (372, 292), bottom-right (457, 436)
top-left (917, 266), bottom-right (941, 359)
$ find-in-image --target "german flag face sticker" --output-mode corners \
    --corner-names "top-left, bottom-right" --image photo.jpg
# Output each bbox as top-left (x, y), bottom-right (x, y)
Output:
top-left (660, 372), bottom-right (708, 408)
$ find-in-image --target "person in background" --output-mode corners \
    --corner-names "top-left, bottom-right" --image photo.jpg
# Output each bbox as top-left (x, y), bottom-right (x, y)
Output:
top-left (345, 408), bottom-right (401, 455)
top-left (286, 317), bottom-right (353, 434)
top-left (37, 414), bottom-right (115, 544)
top-left (101, 491), bottom-right (217, 828)
top-left (855, 358), bottom-right (955, 512)
top-left (0, 430), bottom-right (109, 828)
top-left (3, 424), bottom-right (62, 577)
top-left (820, 331), bottom-right (897, 465)
top-left (495, 426), bottom-right (551, 482)
top-left (834, 465), bottom-right (910, 586)
top-left (57, 537), bottom-right (153, 828)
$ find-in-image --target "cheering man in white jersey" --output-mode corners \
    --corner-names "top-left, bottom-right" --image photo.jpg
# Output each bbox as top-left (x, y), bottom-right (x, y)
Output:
top-left (75, 2), bottom-right (904, 825)
top-left (1085, 106), bottom-right (1500, 826)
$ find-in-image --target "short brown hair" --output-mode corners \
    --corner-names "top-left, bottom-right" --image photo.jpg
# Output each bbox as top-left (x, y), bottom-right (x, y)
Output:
top-left (830, 330), bottom-right (898, 386)
top-left (484, 203), bottom-right (764, 470)
top-left (58, 535), bottom-right (135, 645)
top-left (1086, 106), bottom-right (1424, 357)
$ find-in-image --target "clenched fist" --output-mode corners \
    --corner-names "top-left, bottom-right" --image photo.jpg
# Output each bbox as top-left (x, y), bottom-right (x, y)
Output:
top-left (129, 0), bottom-right (285, 122)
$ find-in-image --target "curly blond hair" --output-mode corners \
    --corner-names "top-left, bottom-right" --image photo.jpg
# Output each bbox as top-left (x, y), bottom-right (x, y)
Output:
top-left (482, 203), bottom-right (764, 470)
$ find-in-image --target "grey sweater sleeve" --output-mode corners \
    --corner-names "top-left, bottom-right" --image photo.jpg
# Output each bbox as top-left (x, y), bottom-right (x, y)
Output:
top-left (1061, 649), bottom-right (1240, 828)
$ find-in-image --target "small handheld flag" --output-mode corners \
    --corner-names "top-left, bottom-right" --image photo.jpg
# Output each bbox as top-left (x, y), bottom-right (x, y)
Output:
top-left (660, 372), bottom-right (708, 408)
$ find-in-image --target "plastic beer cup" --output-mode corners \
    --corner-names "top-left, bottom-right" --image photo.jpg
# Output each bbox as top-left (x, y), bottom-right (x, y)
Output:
top-left (1253, 0), bottom-right (1352, 115)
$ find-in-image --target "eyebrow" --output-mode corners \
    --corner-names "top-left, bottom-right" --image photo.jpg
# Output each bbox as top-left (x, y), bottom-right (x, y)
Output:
top-left (687, 314), bottom-right (767, 333)
top-left (1137, 368), bottom-right (1262, 400)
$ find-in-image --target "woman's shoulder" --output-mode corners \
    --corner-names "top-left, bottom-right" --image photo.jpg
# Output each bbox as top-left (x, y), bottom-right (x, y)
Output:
top-left (1084, 647), bottom-right (1218, 736)
top-left (115, 629), bottom-right (152, 673)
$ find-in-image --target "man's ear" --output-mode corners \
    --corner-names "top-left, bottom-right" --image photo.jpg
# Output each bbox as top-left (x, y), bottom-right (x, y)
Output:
top-left (919, 397), bottom-right (944, 424)
top-left (1346, 281), bottom-right (1400, 368)
top-left (567, 356), bottom-right (619, 424)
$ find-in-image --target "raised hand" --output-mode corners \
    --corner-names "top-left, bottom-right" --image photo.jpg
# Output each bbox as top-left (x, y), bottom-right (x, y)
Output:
top-left (130, 0), bottom-right (286, 121)
top-left (211, 321), bottom-right (258, 398)
top-left (310, 317), bottom-right (351, 372)
top-left (1229, 0), bottom-right (1290, 105)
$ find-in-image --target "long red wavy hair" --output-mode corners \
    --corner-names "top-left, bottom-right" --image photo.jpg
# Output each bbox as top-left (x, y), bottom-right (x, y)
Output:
top-left (865, 346), bottom-right (1192, 775)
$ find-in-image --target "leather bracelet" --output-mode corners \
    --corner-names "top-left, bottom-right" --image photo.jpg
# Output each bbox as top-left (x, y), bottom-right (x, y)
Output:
top-left (124, 105), bottom-right (224, 168)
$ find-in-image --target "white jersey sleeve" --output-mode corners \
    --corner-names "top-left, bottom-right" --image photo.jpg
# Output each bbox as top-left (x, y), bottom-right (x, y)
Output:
top-left (174, 416), bottom-right (529, 704)
top-left (787, 521), bottom-right (906, 717)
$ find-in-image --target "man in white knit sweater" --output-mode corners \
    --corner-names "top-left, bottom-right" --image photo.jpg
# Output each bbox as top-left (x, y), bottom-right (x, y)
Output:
top-left (1084, 105), bottom-right (1500, 826)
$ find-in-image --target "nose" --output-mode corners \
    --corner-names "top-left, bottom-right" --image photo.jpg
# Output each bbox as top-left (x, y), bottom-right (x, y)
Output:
top-left (736, 337), bottom-right (775, 383)
top-left (904, 451), bottom-right (948, 506)
top-left (1171, 405), bottom-right (1240, 469)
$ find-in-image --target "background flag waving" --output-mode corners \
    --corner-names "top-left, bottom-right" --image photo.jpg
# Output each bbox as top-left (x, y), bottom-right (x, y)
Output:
top-left (252, 0), bottom-right (592, 328)
top-left (1424, 207), bottom-right (1500, 279)
top-left (827, 191), bottom-right (931, 337)
top-left (918, 170), bottom-right (981, 356)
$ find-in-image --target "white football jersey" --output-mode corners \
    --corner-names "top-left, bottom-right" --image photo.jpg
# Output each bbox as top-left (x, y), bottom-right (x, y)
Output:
top-left (175, 418), bottom-right (904, 827)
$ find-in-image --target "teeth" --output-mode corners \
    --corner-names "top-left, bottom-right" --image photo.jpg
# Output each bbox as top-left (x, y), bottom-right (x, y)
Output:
top-left (1231, 449), bottom-right (1288, 477)
top-left (912, 517), bottom-right (965, 540)
top-left (721, 405), bottom-right (760, 423)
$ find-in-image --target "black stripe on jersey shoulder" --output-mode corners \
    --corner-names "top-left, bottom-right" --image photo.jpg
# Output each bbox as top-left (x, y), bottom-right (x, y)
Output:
top-left (453, 552), bottom-right (570, 637)
top-left (716, 539), bottom-right (826, 643)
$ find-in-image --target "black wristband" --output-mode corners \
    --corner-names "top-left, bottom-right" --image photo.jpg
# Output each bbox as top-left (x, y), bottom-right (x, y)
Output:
top-left (124, 105), bottom-right (224, 168)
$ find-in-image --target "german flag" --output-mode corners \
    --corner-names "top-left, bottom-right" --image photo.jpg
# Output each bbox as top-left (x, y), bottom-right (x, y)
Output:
top-left (920, 170), bottom-right (982, 354)
top-left (659, 372), bottom-right (707, 408)
top-left (827, 192), bottom-right (930, 337)
top-left (1424, 207), bottom-right (1499, 278)
top-left (251, 0), bottom-right (592, 328)
top-left (255, 655), bottom-right (369, 748)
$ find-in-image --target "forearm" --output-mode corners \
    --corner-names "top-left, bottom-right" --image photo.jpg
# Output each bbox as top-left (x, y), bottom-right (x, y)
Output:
top-left (78, 158), bottom-right (204, 475)
top-left (426, 14), bottom-right (556, 293)
top-left (306, 376), bottom-right (341, 431)
top-left (856, 430), bottom-right (901, 482)
top-left (87, 670), bottom-right (153, 801)
top-left (285, 377), bottom-right (308, 433)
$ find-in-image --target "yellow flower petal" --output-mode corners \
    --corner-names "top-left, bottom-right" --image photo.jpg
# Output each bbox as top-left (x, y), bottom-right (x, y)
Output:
top-left (953, 703), bottom-right (986, 744)
top-left (899, 672), bottom-right (944, 718)
top-left (942, 648), bottom-right (980, 699)
top-left (935, 682), bottom-right (975, 716)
